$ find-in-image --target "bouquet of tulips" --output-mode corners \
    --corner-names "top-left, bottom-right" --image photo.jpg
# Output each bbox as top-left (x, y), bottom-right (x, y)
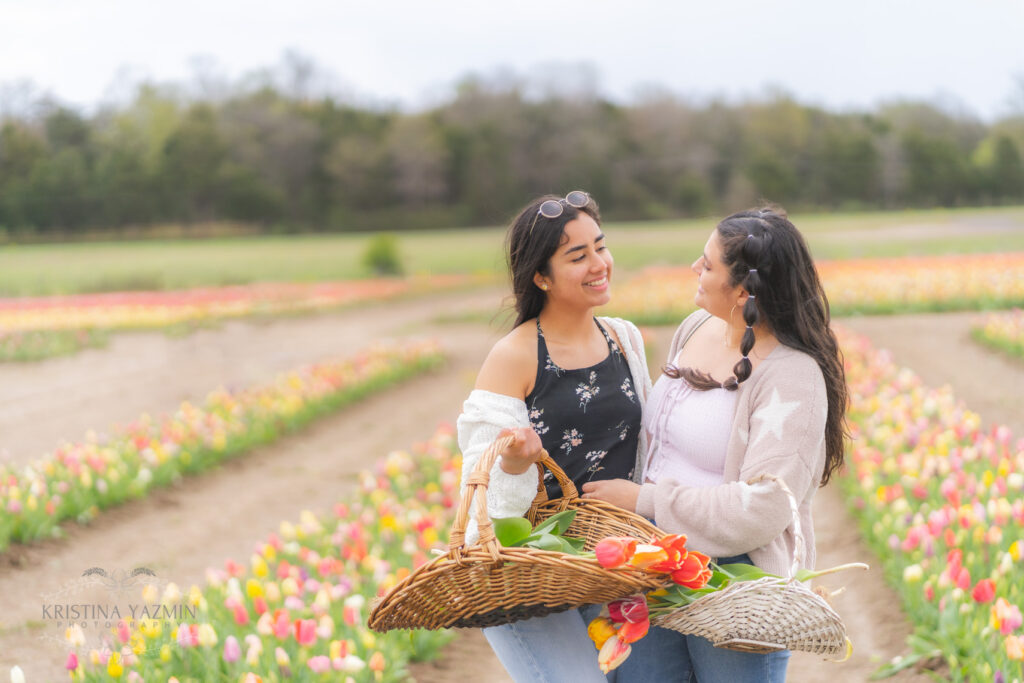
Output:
top-left (586, 534), bottom-right (713, 671)
top-left (585, 533), bottom-right (860, 672)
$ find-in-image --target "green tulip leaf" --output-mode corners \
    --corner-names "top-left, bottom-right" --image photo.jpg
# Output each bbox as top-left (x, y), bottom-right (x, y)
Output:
top-left (716, 563), bottom-right (776, 582)
top-left (530, 510), bottom-right (577, 537)
top-left (529, 533), bottom-right (565, 552)
top-left (492, 517), bottom-right (533, 547)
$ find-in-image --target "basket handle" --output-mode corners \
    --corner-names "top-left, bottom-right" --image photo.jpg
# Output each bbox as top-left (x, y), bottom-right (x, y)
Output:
top-left (746, 473), bottom-right (803, 580)
top-left (448, 435), bottom-right (579, 554)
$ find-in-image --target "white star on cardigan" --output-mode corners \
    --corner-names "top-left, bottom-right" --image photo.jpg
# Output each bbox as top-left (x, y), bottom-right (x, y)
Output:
top-left (750, 388), bottom-right (801, 448)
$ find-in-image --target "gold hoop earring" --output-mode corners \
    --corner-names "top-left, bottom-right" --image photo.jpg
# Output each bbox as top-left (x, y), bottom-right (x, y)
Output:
top-left (724, 305), bottom-right (737, 347)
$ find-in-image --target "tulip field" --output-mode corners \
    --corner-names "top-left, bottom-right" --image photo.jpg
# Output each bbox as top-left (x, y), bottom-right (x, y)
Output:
top-left (0, 340), bottom-right (443, 551)
top-left (835, 328), bottom-right (1024, 680)
top-left (608, 252), bottom-right (1024, 324)
top-left (14, 328), bottom-right (1016, 682)
top-left (3, 211), bottom-right (1024, 682)
top-left (55, 428), bottom-right (462, 682)
top-left (972, 309), bottom-right (1024, 361)
top-left (0, 275), bottom-right (474, 362)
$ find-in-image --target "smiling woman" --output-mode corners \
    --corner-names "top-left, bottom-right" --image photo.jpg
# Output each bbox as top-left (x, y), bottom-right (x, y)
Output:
top-left (453, 191), bottom-right (654, 682)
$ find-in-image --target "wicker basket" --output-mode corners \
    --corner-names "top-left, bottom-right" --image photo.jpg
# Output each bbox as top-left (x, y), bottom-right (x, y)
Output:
top-left (651, 475), bottom-right (865, 657)
top-left (368, 434), bottom-right (667, 631)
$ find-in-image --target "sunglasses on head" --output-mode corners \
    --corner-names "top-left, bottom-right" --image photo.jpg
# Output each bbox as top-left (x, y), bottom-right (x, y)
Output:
top-left (528, 190), bottom-right (591, 234)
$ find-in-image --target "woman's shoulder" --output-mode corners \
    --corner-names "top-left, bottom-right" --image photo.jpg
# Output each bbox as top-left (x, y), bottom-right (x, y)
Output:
top-left (474, 320), bottom-right (538, 396)
top-left (667, 310), bottom-right (714, 357)
top-left (752, 344), bottom-right (825, 394)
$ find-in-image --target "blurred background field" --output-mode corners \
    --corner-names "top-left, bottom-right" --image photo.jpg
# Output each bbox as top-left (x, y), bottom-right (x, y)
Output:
top-left (3, 206), bottom-right (1024, 296)
top-left (3, 3), bottom-right (1024, 681)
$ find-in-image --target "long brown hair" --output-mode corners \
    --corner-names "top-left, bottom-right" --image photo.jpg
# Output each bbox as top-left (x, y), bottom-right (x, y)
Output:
top-left (669, 207), bottom-right (849, 485)
top-left (505, 194), bottom-right (601, 328)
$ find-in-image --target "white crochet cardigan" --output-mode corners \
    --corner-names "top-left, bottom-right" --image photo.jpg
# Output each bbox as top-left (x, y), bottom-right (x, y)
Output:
top-left (456, 316), bottom-right (652, 543)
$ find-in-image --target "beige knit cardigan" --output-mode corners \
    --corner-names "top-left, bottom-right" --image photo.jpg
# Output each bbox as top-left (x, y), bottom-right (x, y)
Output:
top-left (634, 311), bottom-right (828, 576)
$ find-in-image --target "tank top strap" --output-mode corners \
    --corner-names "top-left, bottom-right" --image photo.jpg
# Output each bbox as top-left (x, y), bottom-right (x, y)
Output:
top-left (535, 318), bottom-right (548, 362)
top-left (594, 318), bottom-right (618, 354)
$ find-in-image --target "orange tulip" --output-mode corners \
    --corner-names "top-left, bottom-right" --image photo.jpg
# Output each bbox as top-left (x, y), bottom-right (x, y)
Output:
top-left (670, 551), bottom-right (712, 589)
top-left (595, 537), bottom-right (638, 568)
top-left (617, 618), bottom-right (650, 644)
top-left (650, 534), bottom-right (688, 572)
top-left (628, 544), bottom-right (669, 570)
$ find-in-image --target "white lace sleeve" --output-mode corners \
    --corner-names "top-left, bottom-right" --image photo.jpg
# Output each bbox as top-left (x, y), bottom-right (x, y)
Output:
top-left (456, 389), bottom-right (539, 544)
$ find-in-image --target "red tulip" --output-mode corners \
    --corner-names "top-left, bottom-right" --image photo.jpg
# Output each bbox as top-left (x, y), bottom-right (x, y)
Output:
top-left (607, 595), bottom-right (648, 624)
top-left (972, 578), bottom-right (996, 603)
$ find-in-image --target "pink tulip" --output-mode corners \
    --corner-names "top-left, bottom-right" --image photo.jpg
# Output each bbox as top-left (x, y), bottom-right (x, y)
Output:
top-left (594, 537), bottom-right (638, 568)
top-left (65, 652), bottom-right (79, 672)
top-left (992, 598), bottom-right (1023, 635)
top-left (272, 610), bottom-right (291, 639)
top-left (223, 635), bottom-right (241, 663)
top-left (308, 655), bottom-right (331, 673)
top-left (294, 618), bottom-right (317, 646)
top-left (597, 635), bottom-right (632, 673)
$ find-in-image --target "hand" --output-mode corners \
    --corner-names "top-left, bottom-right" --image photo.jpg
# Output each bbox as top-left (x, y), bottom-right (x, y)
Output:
top-left (497, 427), bottom-right (545, 475)
top-left (581, 479), bottom-right (641, 512)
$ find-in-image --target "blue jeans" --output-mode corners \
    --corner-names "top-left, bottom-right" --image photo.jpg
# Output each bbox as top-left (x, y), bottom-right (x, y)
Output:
top-left (483, 603), bottom-right (609, 682)
top-left (613, 554), bottom-right (790, 683)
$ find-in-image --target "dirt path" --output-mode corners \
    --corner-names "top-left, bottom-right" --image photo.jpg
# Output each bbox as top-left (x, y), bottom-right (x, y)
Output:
top-left (1, 301), bottom-right (1019, 682)
top-left (0, 289), bottom-right (504, 466)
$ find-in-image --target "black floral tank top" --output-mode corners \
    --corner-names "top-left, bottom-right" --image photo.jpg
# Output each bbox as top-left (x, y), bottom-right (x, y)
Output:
top-left (526, 318), bottom-right (641, 500)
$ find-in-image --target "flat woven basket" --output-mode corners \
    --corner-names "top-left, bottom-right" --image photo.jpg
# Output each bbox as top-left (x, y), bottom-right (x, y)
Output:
top-left (368, 434), bottom-right (667, 631)
top-left (652, 475), bottom-right (860, 657)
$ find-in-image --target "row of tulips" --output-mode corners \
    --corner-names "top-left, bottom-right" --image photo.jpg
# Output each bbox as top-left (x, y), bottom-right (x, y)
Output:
top-left (0, 276), bottom-right (477, 332)
top-left (14, 427), bottom-right (463, 682)
top-left (0, 328), bottom-right (108, 362)
top-left (972, 309), bottom-right (1024, 361)
top-left (835, 327), bottom-right (1024, 680)
top-left (0, 275), bottom-right (476, 362)
top-left (0, 341), bottom-right (444, 552)
top-left (608, 252), bottom-right (1024, 324)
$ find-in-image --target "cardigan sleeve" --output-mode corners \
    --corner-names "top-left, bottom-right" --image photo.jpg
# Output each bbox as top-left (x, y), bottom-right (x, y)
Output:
top-left (635, 352), bottom-right (827, 560)
top-left (599, 316), bottom-right (653, 482)
top-left (456, 389), bottom-right (540, 544)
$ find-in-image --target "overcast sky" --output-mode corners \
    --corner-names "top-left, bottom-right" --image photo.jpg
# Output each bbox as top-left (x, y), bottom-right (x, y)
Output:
top-left (2, 0), bottom-right (1023, 120)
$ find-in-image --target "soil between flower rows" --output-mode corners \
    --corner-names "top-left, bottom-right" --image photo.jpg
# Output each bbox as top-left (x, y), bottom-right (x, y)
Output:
top-left (1, 291), bottom-right (1019, 682)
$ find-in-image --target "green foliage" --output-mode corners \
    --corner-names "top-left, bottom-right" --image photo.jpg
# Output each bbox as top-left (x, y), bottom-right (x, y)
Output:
top-left (1, 70), bottom-right (1023, 238)
top-left (492, 510), bottom-right (586, 554)
top-left (362, 233), bottom-right (404, 276)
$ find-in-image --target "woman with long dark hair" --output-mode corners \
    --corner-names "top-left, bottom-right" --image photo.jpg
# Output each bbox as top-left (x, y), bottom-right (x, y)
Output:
top-left (583, 206), bottom-right (849, 682)
top-left (457, 191), bottom-right (652, 682)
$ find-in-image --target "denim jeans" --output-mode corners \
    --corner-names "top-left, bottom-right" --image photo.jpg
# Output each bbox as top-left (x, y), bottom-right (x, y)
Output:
top-left (483, 603), bottom-right (608, 683)
top-left (613, 554), bottom-right (791, 683)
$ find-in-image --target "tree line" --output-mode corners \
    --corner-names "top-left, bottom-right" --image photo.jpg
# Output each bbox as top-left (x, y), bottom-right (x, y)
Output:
top-left (1, 71), bottom-right (1023, 237)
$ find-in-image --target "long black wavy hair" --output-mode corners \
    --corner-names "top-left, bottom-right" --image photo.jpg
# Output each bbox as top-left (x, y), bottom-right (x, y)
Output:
top-left (669, 207), bottom-right (849, 485)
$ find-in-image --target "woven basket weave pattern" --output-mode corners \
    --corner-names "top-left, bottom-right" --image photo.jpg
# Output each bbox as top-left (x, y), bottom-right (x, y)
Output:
top-left (368, 435), bottom-right (667, 632)
top-left (651, 474), bottom-right (850, 656)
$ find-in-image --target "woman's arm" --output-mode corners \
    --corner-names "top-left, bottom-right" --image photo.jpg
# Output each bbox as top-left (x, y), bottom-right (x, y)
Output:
top-left (456, 331), bottom-right (543, 540)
